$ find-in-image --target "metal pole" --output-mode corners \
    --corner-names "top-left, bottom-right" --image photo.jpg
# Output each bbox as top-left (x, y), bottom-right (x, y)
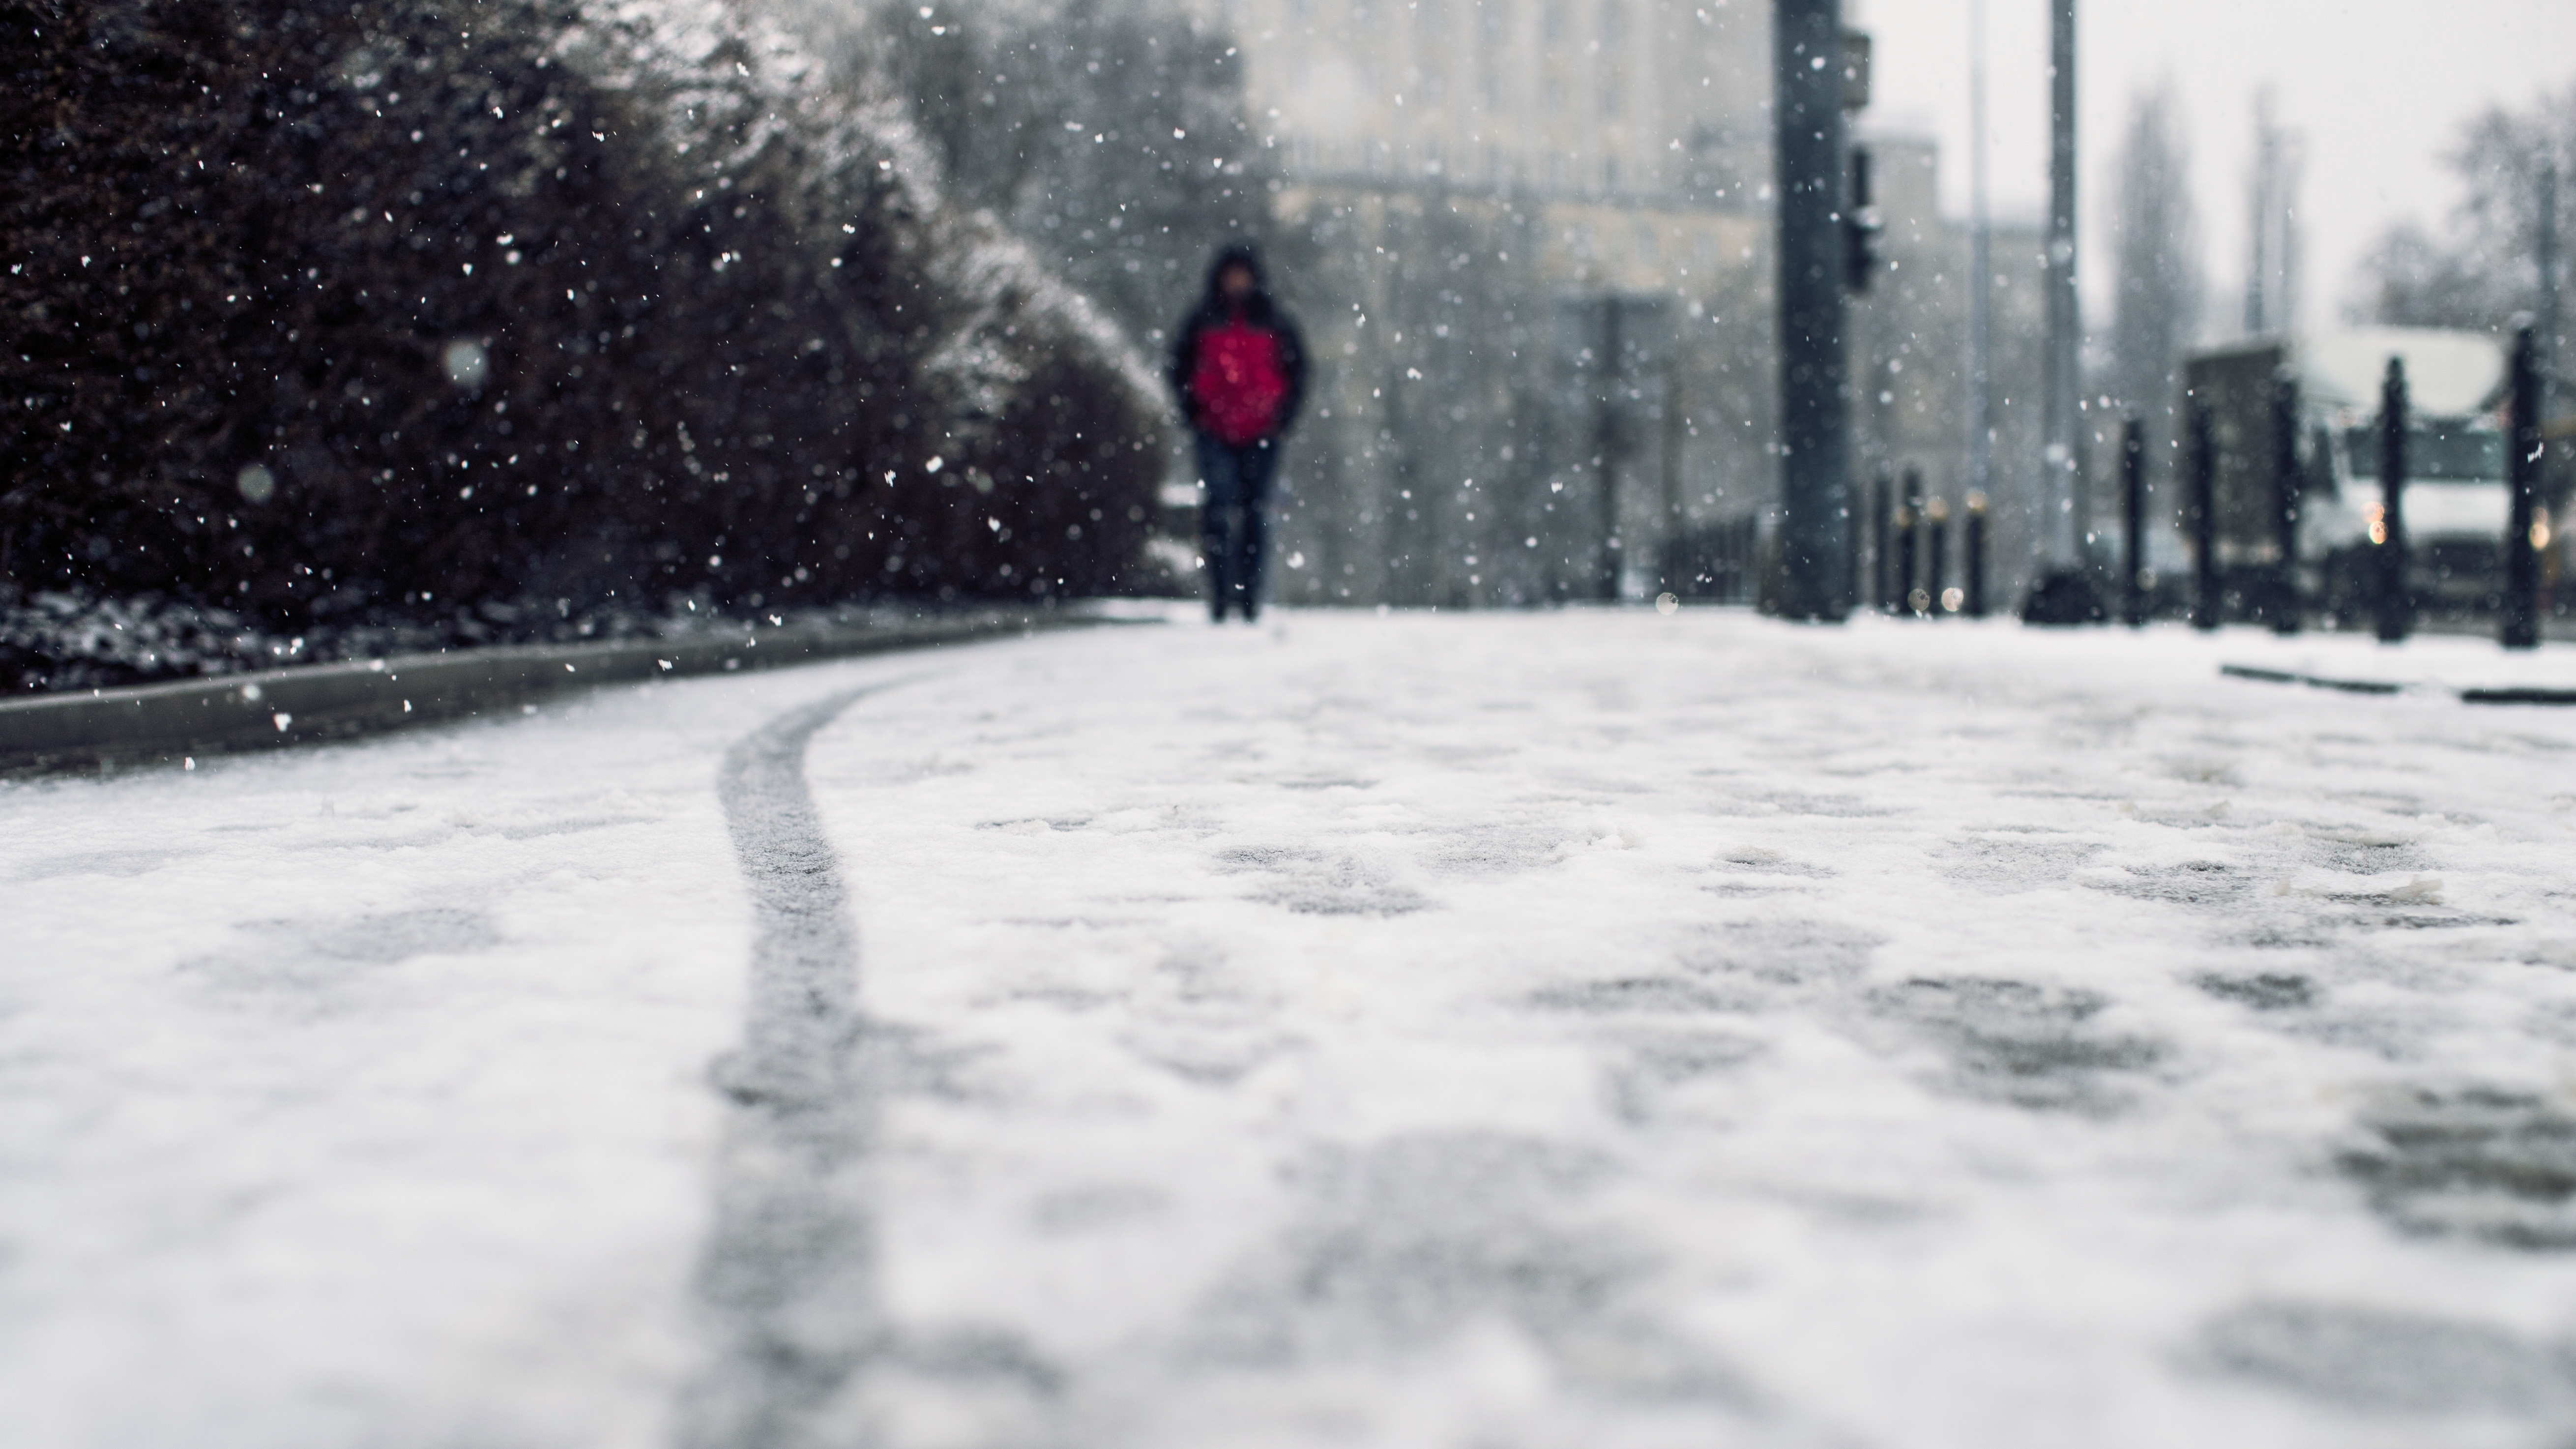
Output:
top-left (2505, 323), bottom-right (2542, 649)
top-left (1597, 298), bottom-right (1622, 602)
top-left (2376, 356), bottom-right (2411, 643)
top-left (2246, 95), bottom-right (2272, 334)
top-left (1927, 497), bottom-right (1951, 615)
top-left (1899, 465), bottom-right (1923, 613)
top-left (2122, 415), bottom-right (2145, 626)
top-left (1873, 470), bottom-right (1893, 610)
top-left (2540, 161), bottom-right (2560, 419)
top-left (1965, 494), bottom-right (1990, 617)
top-left (2270, 367), bottom-right (2302, 633)
top-left (2190, 400), bottom-right (2219, 630)
top-left (1967, 0), bottom-right (1994, 580)
top-left (1662, 335), bottom-right (1687, 545)
top-left (1846, 473), bottom-right (1863, 605)
top-left (1773, 0), bottom-right (1851, 620)
top-left (2042, 0), bottom-right (2079, 567)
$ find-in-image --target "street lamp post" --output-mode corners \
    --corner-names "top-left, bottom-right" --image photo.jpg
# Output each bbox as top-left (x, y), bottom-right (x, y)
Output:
top-left (2041, 0), bottom-right (2081, 572)
top-left (1967, 0), bottom-right (1994, 585)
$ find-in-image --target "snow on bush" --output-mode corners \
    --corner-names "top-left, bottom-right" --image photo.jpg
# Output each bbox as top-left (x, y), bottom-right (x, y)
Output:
top-left (0, 0), bottom-right (1173, 691)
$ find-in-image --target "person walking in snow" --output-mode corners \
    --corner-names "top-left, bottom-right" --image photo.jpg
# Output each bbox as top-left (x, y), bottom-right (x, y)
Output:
top-left (1171, 243), bottom-right (1306, 623)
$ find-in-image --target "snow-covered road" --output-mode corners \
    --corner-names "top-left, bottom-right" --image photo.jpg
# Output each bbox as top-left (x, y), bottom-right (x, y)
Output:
top-left (10, 610), bottom-right (2576, 1448)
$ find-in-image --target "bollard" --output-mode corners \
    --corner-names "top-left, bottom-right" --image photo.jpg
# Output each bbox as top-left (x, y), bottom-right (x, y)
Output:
top-left (2376, 356), bottom-right (2412, 643)
top-left (1845, 495), bottom-right (1861, 605)
top-left (2270, 367), bottom-right (2303, 634)
top-left (1873, 470), bottom-right (1894, 611)
top-left (1926, 497), bottom-right (1952, 616)
top-left (2121, 417), bottom-right (2146, 627)
top-left (2190, 400), bottom-right (2219, 631)
top-left (2112, 415), bottom-right (2133, 623)
top-left (2505, 323), bottom-right (2543, 649)
top-left (1898, 466), bottom-right (1924, 615)
top-left (1965, 491), bottom-right (1990, 617)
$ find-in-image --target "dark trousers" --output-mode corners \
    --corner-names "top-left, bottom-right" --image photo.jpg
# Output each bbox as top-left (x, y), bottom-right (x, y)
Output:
top-left (1197, 431), bottom-right (1279, 618)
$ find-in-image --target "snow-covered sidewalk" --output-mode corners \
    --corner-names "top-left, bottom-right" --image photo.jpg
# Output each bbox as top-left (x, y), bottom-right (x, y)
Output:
top-left (8, 609), bottom-right (2576, 1448)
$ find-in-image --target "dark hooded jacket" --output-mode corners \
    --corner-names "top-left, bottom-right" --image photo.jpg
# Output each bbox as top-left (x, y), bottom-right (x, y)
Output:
top-left (1169, 244), bottom-right (1307, 442)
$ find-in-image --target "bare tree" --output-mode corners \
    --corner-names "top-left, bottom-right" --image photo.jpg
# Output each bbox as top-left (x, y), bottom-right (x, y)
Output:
top-left (849, 0), bottom-right (1304, 357)
top-left (2351, 82), bottom-right (2576, 345)
top-left (2106, 82), bottom-right (2203, 425)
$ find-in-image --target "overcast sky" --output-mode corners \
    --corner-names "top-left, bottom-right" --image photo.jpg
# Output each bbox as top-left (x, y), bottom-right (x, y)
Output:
top-left (1850, 0), bottom-right (2576, 335)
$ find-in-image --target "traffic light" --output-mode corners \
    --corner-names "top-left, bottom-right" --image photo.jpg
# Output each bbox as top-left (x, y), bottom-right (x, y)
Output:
top-left (1845, 145), bottom-right (1882, 293)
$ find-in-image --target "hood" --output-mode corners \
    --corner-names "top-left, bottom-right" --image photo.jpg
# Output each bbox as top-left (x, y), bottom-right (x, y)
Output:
top-left (1202, 242), bottom-right (1269, 305)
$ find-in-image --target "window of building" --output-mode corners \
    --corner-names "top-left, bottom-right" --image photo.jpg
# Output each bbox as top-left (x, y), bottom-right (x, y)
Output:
top-left (1479, 0), bottom-right (1507, 109)
top-left (1417, 0), bottom-right (1447, 102)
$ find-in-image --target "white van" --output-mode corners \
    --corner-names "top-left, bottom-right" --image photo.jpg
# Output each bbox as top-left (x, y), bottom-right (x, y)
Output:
top-left (2185, 327), bottom-right (2515, 619)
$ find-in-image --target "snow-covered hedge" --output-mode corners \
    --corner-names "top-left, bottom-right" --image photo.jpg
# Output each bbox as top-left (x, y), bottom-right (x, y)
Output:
top-left (2, 0), bottom-right (1171, 690)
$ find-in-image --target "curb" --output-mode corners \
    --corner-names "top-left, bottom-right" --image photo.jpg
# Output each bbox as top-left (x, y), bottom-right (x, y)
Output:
top-left (2216, 664), bottom-right (2404, 696)
top-left (2219, 663), bottom-right (2576, 706)
top-left (0, 608), bottom-right (1116, 777)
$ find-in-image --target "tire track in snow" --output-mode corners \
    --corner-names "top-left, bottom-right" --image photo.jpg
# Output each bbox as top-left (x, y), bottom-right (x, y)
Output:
top-left (679, 685), bottom-right (886, 1449)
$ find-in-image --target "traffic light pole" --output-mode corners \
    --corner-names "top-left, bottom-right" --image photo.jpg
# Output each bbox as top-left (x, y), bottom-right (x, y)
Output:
top-left (1773, 0), bottom-right (1851, 620)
